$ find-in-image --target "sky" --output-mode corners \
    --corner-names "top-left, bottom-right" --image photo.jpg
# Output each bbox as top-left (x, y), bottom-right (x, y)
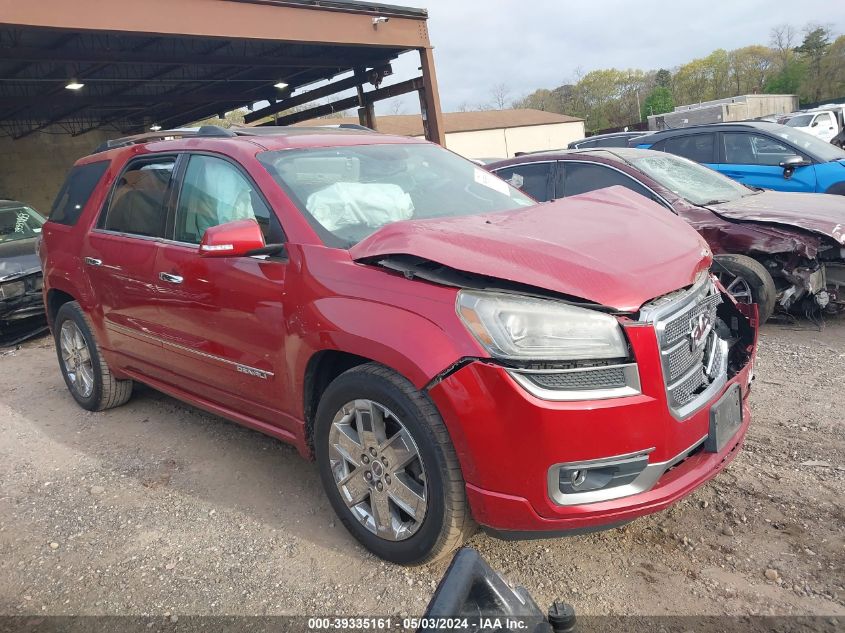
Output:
top-left (378, 0), bottom-right (845, 114)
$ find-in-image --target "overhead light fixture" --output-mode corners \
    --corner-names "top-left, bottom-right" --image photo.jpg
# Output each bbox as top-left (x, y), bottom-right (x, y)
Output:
top-left (150, 124), bottom-right (162, 132)
top-left (274, 81), bottom-right (289, 90)
top-left (65, 80), bottom-right (85, 90)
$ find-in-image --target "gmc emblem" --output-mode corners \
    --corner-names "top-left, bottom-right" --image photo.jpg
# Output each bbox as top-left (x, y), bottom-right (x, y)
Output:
top-left (690, 313), bottom-right (712, 350)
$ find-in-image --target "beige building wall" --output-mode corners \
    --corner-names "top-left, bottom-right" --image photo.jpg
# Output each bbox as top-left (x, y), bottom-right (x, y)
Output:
top-left (416, 121), bottom-right (586, 159)
top-left (0, 128), bottom-right (112, 213)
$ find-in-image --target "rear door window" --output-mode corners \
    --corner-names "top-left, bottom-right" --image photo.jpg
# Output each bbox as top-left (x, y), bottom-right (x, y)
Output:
top-left (557, 161), bottom-right (654, 199)
top-left (49, 161), bottom-right (110, 226)
top-left (101, 158), bottom-right (176, 238)
top-left (491, 163), bottom-right (553, 201)
top-left (655, 134), bottom-right (716, 163)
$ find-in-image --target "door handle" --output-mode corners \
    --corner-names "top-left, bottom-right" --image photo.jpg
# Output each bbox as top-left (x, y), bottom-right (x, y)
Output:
top-left (84, 257), bottom-right (102, 267)
top-left (159, 272), bottom-right (184, 285)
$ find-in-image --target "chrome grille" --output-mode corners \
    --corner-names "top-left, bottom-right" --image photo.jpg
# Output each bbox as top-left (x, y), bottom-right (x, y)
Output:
top-left (663, 293), bottom-right (722, 346)
top-left (640, 277), bottom-right (729, 419)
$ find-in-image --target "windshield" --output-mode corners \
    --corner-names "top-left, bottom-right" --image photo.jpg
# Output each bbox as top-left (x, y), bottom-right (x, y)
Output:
top-left (631, 153), bottom-right (753, 205)
top-left (0, 205), bottom-right (45, 243)
top-left (771, 126), bottom-right (845, 162)
top-left (258, 143), bottom-right (534, 247)
top-left (785, 114), bottom-right (814, 128)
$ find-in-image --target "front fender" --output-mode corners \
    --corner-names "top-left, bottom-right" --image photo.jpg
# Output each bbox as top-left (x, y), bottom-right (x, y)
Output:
top-left (300, 296), bottom-right (480, 390)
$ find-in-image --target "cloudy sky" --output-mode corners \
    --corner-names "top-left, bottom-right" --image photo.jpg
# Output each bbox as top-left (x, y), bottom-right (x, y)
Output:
top-left (381, 0), bottom-right (845, 113)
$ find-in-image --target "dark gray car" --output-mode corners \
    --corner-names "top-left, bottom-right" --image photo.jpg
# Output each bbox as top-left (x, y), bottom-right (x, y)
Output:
top-left (0, 201), bottom-right (47, 345)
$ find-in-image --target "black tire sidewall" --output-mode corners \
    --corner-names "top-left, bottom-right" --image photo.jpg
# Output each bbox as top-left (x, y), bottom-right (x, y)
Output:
top-left (54, 303), bottom-right (103, 411)
top-left (714, 255), bottom-right (776, 321)
top-left (314, 369), bottom-right (448, 565)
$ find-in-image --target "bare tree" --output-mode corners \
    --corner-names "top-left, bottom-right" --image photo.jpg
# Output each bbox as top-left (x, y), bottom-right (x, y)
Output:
top-left (770, 24), bottom-right (797, 69)
top-left (490, 83), bottom-right (512, 110)
top-left (387, 99), bottom-right (406, 116)
top-left (456, 101), bottom-right (472, 112)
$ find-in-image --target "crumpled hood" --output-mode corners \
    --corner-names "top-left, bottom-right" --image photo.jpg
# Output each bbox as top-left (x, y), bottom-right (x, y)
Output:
top-left (350, 186), bottom-right (712, 312)
top-left (0, 238), bottom-right (41, 282)
top-left (710, 191), bottom-right (845, 247)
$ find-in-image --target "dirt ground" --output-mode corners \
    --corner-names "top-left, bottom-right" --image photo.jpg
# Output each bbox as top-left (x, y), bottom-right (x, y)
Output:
top-left (0, 318), bottom-right (843, 619)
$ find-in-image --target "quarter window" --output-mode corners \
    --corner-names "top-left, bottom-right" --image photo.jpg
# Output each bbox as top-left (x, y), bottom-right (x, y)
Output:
top-left (558, 162), bottom-right (654, 200)
top-left (50, 161), bottom-right (109, 226)
top-left (174, 155), bottom-right (279, 245)
top-left (492, 163), bottom-right (553, 201)
top-left (102, 158), bottom-right (175, 238)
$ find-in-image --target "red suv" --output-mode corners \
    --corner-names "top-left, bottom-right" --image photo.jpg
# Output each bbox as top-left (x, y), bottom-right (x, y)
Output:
top-left (40, 126), bottom-right (758, 565)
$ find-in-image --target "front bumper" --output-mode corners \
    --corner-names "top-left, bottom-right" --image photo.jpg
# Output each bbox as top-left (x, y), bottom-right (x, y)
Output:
top-left (0, 275), bottom-right (47, 346)
top-left (427, 320), bottom-right (755, 534)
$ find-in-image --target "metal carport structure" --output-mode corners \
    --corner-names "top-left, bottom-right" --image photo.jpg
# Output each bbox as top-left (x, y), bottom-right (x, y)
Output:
top-left (0, 0), bottom-right (445, 208)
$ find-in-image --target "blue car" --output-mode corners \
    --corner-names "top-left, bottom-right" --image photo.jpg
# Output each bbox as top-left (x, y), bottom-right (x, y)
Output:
top-left (633, 122), bottom-right (845, 195)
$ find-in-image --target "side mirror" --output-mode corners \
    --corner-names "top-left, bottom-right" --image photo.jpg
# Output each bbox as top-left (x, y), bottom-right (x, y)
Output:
top-left (779, 155), bottom-right (810, 180)
top-left (199, 219), bottom-right (265, 257)
top-left (811, 120), bottom-right (819, 127)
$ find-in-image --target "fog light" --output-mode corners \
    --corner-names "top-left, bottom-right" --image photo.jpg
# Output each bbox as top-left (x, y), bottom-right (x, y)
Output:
top-left (570, 470), bottom-right (587, 489)
top-left (558, 454), bottom-right (649, 496)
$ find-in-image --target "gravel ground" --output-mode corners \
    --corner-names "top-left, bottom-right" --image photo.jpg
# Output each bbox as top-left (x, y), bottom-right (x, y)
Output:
top-left (0, 319), bottom-right (843, 618)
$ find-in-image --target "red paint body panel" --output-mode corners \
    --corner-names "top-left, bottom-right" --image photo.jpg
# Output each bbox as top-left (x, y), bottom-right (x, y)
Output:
top-left (351, 186), bottom-right (712, 312)
top-left (427, 325), bottom-right (756, 531)
top-left (41, 130), bottom-right (759, 536)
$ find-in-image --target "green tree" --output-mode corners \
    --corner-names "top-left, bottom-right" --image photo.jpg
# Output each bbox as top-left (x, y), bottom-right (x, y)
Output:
top-left (795, 26), bottom-right (832, 101)
top-left (642, 86), bottom-right (674, 119)
top-left (655, 69), bottom-right (672, 89)
top-left (764, 59), bottom-right (806, 95)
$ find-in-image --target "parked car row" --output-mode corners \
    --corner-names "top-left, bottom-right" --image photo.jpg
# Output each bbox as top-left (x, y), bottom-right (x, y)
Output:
top-left (37, 125), bottom-right (758, 565)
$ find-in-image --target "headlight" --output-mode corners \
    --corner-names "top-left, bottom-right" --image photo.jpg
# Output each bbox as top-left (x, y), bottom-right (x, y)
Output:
top-left (0, 280), bottom-right (26, 300)
top-left (457, 290), bottom-right (628, 361)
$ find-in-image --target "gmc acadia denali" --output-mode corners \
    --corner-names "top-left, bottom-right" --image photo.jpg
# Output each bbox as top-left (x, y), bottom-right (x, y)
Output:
top-left (40, 126), bottom-right (758, 565)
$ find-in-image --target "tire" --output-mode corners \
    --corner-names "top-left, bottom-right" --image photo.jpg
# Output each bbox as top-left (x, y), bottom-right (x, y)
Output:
top-left (315, 363), bottom-right (475, 565)
top-left (825, 182), bottom-right (845, 196)
top-left (713, 254), bottom-right (777, 322)
top-left (54, 301), bottom-right (133, 411)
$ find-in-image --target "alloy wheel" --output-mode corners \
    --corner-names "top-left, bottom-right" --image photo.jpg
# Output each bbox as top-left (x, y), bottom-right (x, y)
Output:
top-left (60, 320), bottom-right (95, 398)
top-left (717, 271), bottom-right (753, 304)
top-left (328, 399), bottom-right (428, 542)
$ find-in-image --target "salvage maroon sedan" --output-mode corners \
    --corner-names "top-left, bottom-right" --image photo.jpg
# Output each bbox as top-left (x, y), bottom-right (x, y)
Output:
top-left (489, 148), bottom-right (845, 322)
top-left (39, 126), bottom-right (757, 565)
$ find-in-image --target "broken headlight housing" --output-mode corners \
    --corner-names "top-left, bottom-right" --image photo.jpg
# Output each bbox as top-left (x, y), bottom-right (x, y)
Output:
top-left (0, 280), bottom-right (26, 300)
top-left (457, 291), bottom-right (638, 400)
top-left (457, 291), bottom-right (628, 361)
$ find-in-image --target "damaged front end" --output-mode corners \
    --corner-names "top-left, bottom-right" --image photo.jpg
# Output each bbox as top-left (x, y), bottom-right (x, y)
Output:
top-left (760, 249), bottom-right (843, 317)
top-left (639, 274), bottom-right (756, 421)
top-left (0, 269), bottom-right (47, 346)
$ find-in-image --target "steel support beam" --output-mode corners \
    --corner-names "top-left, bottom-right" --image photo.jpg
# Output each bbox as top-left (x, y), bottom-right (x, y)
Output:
top-left (418, 47), bottom-right (444, 145)
top-left (268, 76), bottom-right (423, 127)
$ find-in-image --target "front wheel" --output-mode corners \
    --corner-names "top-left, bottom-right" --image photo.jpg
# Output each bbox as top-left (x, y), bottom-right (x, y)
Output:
top-left (315, 363), bottom-right (475, 565)
top-left (713, 254), bottom-right (777, 322)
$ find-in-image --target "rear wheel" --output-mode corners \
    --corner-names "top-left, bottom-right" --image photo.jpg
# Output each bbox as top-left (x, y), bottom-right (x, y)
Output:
top-left (54, 301), bottom-right (133, 411)
top-left (315, 363), bottom-right (474, 565)
top-left (713, 254), bottom-right (777, 322)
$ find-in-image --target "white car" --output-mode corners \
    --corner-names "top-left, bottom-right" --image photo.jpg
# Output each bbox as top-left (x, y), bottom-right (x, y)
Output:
top-left (785, 107), bottom-right (843, 143)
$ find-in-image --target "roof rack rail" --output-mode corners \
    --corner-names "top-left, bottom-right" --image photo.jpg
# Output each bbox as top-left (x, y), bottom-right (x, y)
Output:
top-left (90, 125), bottom-right (240, 155)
